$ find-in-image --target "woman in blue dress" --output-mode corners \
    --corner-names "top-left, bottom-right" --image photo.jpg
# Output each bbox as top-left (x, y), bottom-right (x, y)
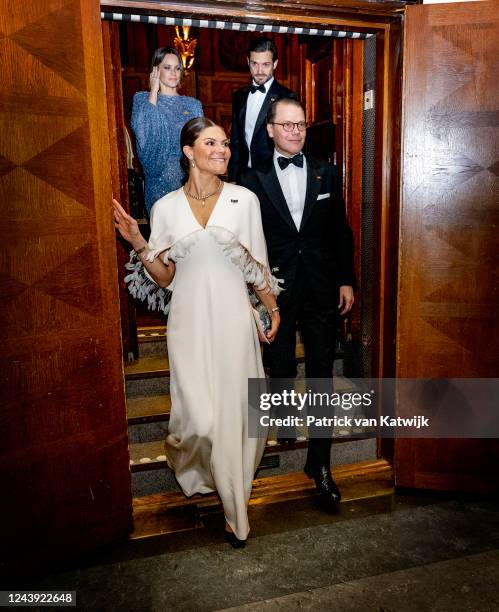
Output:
top-left (131, 47), bottom-right (203, 215)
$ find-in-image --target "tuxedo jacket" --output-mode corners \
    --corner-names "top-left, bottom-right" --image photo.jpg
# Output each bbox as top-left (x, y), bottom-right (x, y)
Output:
top-left (228, 80), bottom-right (297, 183)
top-left (240, 157), bottom-right (355, 308)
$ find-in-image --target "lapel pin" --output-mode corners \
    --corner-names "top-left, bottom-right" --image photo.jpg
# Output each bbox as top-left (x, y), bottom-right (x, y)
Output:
top-left (316, 176), bottom-right (321, 180)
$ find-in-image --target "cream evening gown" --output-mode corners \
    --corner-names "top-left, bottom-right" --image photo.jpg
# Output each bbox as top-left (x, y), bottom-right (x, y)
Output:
top-left (126, 182), bottom-right (281, 539)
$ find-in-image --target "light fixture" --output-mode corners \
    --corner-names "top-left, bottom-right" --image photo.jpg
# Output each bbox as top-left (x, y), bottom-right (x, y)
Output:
top-left (174, 26), bottom-right (197, 72)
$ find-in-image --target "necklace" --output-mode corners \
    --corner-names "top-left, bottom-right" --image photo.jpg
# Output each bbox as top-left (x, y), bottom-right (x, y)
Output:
top-left (185, 179), bottom-right (222, 206)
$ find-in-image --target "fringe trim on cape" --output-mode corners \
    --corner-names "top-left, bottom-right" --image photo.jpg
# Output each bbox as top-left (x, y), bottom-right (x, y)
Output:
top-left (124, 253), bottom-right (172, 315)
top-left (124, 227), bottom-right (283, 314)
top-left (208, 226), bottom-right (283, 296)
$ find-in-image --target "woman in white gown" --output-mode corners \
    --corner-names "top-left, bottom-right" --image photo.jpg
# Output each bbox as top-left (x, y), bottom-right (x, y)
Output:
top-left (113, 117), bottom-right (281, 547)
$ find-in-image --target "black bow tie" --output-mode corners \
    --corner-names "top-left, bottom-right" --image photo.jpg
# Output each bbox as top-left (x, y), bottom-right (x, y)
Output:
top-left (277, 154), bottom-right (304, 170)
top-left (250, 84), bottom-right (266, 94)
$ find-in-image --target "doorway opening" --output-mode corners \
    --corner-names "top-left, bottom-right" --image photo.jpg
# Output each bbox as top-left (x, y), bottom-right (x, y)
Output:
top-left (101, 8), bottom-right (400, 532)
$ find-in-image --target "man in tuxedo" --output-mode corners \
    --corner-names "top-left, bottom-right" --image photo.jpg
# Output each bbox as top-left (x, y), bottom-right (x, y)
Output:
top-left (241, 98), bottom-right (355, 509)
top-left (228, 37), bottom-right (297, 183)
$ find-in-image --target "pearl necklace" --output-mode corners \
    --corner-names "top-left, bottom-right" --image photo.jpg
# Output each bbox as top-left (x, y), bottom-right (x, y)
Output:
top-left (185, 179), bottom-right (222, 206)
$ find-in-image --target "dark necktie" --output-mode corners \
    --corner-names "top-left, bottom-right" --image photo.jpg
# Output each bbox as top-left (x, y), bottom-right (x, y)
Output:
top-left (277, 154), bottom-right (304, 170)
top-left (250, 84), bottom-right (266, 94)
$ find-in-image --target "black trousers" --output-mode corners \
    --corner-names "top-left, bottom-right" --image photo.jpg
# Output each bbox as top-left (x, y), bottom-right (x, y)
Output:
top-left (267, 263), bottom-right (338, 469)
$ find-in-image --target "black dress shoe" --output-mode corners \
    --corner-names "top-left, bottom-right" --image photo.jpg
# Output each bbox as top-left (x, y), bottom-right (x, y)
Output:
top-left (304, 464), bottom-right (341, 507)
top-left (277, 436), bottom-right (297, 444)
top-left (224, 530), bottom-right (246, 549)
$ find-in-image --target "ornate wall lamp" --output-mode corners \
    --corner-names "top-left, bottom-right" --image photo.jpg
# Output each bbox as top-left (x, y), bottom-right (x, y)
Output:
top-left (174, 26), bottom-right (197, 72)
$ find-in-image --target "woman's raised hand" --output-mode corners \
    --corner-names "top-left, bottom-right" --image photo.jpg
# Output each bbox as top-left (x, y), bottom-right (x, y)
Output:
top-left (113, 198), bottom-right (143, 247)
top-left (149, 66), bottom-right (160, 93)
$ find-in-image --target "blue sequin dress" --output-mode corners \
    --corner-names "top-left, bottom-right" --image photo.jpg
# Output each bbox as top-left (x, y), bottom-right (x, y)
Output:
top-left (131, 92), bottom-right (203, 214)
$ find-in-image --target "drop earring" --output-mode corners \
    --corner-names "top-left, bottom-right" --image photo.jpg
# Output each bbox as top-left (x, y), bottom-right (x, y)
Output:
top-left (190, 159), bottom-right (196, 168)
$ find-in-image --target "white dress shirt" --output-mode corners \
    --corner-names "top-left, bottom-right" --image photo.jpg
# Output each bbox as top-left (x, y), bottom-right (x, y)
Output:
top-left (245, 78), bottom-right (274, 168)
top-left (273, 149), bottom-right (307, 231)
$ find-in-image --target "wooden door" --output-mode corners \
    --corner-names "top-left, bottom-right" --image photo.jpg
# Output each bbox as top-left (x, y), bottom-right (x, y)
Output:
top-left (299, 37), bottom-right (364, 349)
top-left (300, 38), bottom-right (336, 163)
top-left (102, 19), bottom-right (138, 360)
top-left (0, 0), bottom-right (132, 568)
top-left (395, 2), bottom-right (499, 491)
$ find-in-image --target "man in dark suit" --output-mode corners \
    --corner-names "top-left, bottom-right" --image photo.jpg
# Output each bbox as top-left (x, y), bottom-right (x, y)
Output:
top-left (241, 98), bottom-right (355, 509)
top-left (228, 38), bottom-right (297, 183)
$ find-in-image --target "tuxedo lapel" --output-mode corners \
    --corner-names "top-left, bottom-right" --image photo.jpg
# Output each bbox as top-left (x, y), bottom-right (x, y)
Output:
top-left (238, 87), bottom-right (250, 138)
top-left (256, 164), bottom-right (297, 232)
top-left (251, 81), bottom-right (280, 146)
top-left (299, 158), bottom-right (323, 232)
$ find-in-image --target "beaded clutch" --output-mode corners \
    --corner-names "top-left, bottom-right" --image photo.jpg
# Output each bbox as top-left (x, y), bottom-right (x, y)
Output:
top-left (252, 302), bottom-right (271, 344)
top-left (249, 289), bottom-right (272, 343)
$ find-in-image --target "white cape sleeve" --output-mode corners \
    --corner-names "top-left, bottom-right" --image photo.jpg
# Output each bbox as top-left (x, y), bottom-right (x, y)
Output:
top-left (207, 188), bottom-right (283, 296)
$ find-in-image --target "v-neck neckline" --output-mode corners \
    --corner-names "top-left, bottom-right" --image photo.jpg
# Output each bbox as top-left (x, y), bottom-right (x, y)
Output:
top-left (182, 182), bottom-right (225, 230)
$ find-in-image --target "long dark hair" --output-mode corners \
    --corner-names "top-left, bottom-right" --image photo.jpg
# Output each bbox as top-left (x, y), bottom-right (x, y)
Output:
top-left (180, 116), bottom-right (218, 180)
top-left (150, 47), bottom-right (184, 78)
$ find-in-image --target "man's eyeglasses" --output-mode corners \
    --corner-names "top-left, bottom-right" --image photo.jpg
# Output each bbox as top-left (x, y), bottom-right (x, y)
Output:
top-left (270, 121), bottom-right (308, 132)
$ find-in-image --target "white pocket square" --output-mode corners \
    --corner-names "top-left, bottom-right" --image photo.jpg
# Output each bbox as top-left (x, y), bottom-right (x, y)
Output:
top-left (317, 193), bottom-right (330, 200)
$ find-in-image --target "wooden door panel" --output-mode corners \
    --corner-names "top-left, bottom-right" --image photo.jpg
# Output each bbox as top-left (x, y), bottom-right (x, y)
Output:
top-left (299, 37), bottom-right (364, 351)
top-left (395, 1), bottom-right (499, 491)
top-left (0, 0), bottom-right (132, 566)
top-left (102, 20), bottom-right (138, 360)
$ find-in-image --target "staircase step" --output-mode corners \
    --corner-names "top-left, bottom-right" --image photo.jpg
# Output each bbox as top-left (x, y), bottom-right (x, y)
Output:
top-left (129, 439), bottom-right (307, 472)
top-left (125, 355), bottom-right (170, 380)
top-left (126, 377), bottom-right (169, 398)
top-left (137, 326), bottom-right (168, 358)
top-left (126, 374), bottom-right (357, 425)
top-left (136, 326), bottom-right (305, 360)
top-left (131, 458), bottom-right (393, 539)
top-left (126, 348), bottom-right (310, 382)
top-left (129, 440), bottom-right (167, 471)
top-left (128, 430), bottom-right (372, 473)
top-left (125, 344), bottom-right (310, 382)
top-left (137, 325), bottom-right (167, 342)
top-left (127, 394), bottom-right (171, 424)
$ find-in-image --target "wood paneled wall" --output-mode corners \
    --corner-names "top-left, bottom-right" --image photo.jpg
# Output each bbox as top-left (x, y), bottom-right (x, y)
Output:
top-left (0, 0), bottom-right (132, 566)
top-left (395, 2), bottom-right (499, 490)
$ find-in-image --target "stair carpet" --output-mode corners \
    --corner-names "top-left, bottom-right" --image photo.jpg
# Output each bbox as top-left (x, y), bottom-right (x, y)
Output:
top-left (126, 326), bottom-right (380, 537)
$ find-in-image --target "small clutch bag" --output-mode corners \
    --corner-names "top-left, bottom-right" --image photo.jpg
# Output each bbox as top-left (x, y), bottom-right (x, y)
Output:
top-left (249, 290), bottom-right (271, 343)
top-left (252, 302), bottom-right (272, 343)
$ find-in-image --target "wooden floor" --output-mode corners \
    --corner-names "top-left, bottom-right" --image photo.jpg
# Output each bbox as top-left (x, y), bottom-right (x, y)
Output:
top-left (131, 459), bottom-right (393, 539)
